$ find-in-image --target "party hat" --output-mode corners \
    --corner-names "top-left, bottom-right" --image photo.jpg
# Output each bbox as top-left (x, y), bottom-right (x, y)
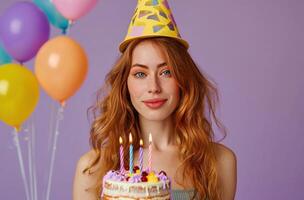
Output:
top-left (119, 0), bottom-right (189, 52)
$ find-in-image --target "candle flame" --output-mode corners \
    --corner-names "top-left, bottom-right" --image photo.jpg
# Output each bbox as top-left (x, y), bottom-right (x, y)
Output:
top-left (149, 133), bottom-right (152, 143)
top-left (140, 139), bottom-right (143, 146)
top-left (129, 132), bottom-right (133, 143)
top-left (119, 136), bottom-right (123, 144)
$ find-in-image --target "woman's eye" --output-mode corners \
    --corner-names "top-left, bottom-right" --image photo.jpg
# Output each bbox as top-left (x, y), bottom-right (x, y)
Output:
top-left (161, 70), bottom-right (171, 77)
top-left (134, 72), bottom-right (146, 78)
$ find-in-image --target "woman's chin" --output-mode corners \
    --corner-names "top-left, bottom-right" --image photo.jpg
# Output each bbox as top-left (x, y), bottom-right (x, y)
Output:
top-left (139, 112), bottom-right (172, 122)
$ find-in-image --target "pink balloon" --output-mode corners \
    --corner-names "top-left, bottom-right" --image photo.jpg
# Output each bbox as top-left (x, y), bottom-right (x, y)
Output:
top-left (53, 0), bottom-right (98, 21)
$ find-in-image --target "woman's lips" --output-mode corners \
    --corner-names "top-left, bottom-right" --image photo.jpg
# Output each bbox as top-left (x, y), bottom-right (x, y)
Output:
top-left (143, 99), bottom-right (167, 109)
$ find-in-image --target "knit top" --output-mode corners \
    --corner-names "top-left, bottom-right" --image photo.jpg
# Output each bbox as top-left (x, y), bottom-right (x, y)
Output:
top-left (171, 189), bottom-right (205, 200)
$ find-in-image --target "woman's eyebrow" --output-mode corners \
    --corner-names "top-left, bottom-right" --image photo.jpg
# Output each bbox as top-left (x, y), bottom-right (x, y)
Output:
top-left (131, 62), bottom-right (167, 69)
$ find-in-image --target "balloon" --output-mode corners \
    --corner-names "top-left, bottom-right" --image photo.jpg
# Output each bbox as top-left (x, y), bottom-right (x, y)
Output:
top-left (53, 0), bottom-right (98, 21)
top-left (0, 2), bottom-right (50, 63)
top-left (35, 36), bottom-right (88, 105)
top-left (0, 42), bottom-right (12, 65)
top-left (0, 64), bottom-right (40, 130)
top-left (33, 0), bottom-right (69, 32)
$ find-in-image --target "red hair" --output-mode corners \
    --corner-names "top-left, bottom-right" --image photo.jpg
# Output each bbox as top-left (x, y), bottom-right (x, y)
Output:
top-left (85, 37), bottom-right (226, 199)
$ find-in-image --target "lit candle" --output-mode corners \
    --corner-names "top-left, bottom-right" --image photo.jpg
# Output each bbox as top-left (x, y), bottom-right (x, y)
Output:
top-left (139, 139), bottom-right (144, 172)
top-left (129, 133), bottom-right (133, 174)
top-left (119, 137), bottom-right (124, 173)
top-left (148, 133), bottom-right (152, 172)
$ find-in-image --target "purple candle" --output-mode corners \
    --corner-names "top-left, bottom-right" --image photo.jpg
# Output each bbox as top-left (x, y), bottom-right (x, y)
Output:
top-left (139, 139), bottom-right (143, 172)
top-left (119, 137), bottom-right (124, 173)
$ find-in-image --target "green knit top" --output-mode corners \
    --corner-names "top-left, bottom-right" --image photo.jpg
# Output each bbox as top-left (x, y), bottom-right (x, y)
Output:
top-left (171, 189), bottom-right (202, 200)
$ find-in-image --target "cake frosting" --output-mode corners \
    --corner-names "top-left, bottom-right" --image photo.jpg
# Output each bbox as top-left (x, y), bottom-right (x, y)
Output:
top-left (102, 166), bottom-right (171, 200)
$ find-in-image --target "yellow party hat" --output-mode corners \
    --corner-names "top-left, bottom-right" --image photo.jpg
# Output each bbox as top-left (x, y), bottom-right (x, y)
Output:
top-left (119, 0), bottom-right (189, 52)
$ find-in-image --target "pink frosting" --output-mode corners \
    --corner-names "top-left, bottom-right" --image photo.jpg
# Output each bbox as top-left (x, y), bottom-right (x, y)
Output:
top-left (103, 169), bottom-right (169, 183)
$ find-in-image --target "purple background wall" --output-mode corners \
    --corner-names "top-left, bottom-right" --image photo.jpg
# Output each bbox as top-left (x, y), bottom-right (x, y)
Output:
top-left (1, 0), bottom-right (303, 199)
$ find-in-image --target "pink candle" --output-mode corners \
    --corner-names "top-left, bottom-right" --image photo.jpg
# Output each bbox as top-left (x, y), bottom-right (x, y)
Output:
top-left (139, 139), bottom-right (143, 172)
top-left (148, 133), bottom-right (152, 172)
top-left (119, 137), bottom-right (124, 173)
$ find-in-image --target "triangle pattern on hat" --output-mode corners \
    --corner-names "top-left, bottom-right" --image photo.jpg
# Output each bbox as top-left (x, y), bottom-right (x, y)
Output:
top-left (167, 22), bottom-right (175, 31)
top-left (153, 25), bottom-right (166, 33)
top-left (130, 26), bottom-right (145, 37)
top-left (139, 10), bottom-right (152, 18)
top-left (159, 10), bottom-right (168, 19)
top-left (119, 0), bottom-right (189, 52)
top-left (132, 14), bottom-right (137, 25)
top-left (162, 0), bottom-right (170, 9)
top-left (145, 0), bottom-right (159, 6)
top-left (147, 14), bottom-right (160, 22)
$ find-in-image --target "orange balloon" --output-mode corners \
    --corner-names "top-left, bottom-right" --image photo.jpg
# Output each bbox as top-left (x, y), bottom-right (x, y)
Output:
top-left (35, 36), bottom-right (88, 105)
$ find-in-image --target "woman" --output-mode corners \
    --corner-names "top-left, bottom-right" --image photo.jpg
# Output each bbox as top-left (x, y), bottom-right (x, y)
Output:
top-left (73, 37), bottom-right (237, 200)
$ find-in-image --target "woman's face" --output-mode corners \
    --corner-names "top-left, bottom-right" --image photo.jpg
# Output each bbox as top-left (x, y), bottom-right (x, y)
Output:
top-left (127, 40), bottom-right (180, 121)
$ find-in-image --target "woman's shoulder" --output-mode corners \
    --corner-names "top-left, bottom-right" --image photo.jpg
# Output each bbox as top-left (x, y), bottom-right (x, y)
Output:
top-left (73, 149), bottom-right (103, 200)
top-left (213, 143), bottom-right (237, 174)
top-left (76, 149), bottom-right (103, 174)
top-left (213, 143), bottom-right (237, 163)
top-left (78, 149), bottom-right (99, 168)
top-left (213, 143), bottom-right (237, 199)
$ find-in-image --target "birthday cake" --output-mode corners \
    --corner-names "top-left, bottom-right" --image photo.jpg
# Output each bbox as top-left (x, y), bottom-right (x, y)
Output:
top-left (101, 166), bottom-right (171, 200)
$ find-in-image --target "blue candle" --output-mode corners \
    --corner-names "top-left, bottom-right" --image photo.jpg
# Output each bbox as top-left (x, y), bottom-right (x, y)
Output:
top-left (129, 133), bottom-right (133, 174)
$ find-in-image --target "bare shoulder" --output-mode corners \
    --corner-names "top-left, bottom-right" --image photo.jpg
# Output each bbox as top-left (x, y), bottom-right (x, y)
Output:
top-left (214, 143), bottom-right (237, 165)
top-left (213, 143), bottom-right (237, 200)
top-left (77, 149), bottom-right (100, 172)
top-left (73, 149), bottom-right (101, 200)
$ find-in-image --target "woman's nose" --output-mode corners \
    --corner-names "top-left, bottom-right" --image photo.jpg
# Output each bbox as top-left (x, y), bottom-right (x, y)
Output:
top-left (148, 75), bottom-right (161, 94)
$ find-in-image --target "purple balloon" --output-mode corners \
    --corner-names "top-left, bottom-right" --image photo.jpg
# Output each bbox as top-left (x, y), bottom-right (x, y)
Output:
top-left (0, 1), bottom-right (50, 63)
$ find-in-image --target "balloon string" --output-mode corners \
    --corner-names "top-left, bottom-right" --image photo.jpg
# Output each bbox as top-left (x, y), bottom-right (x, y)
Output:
top-left (45, 105), bottom-right (65, 200)
top-left (25, 124), bottom-right (34, 200)
top-left (12, 128), bottom-right (30, 200)
top-left (31, 118), bottom-right (38, 200)
top-left (44, 101), bottom-right (56, 199)
top-left (47, 101), bottom-right (56, 153)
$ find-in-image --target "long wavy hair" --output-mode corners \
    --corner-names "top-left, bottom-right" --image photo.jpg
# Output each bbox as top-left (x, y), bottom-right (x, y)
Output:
top-left (85, 37), bottom-right (227, 199)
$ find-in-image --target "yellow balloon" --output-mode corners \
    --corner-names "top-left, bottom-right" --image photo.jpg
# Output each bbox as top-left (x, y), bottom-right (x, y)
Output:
top-left (0, 63), bottom-right (39, 129)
